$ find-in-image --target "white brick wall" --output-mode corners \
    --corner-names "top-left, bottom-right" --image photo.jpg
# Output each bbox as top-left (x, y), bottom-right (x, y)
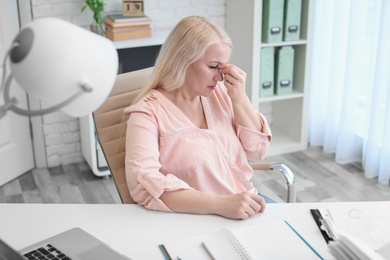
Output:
top-left (42, 110), bottom-right (83, 167)
top-left (31, 0), bottom-right (226, 29)
top-left (30, 0), bottom-right (226, 167)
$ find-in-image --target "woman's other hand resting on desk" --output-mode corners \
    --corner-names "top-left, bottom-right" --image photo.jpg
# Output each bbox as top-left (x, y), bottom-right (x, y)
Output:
top-left (160, 190), bottom-right (266, 220)
top-left (124, 16), bottom-right (272, 220)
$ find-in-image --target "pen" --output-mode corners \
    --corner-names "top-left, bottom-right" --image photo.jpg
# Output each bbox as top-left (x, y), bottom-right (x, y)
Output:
top-left (201, 241), bottom-right (216, 260)
top-left (284, 221), bottom-right (324, 260)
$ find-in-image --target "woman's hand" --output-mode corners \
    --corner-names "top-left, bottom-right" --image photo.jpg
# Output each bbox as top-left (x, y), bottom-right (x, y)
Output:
top-left (216, 192), bottom-right (266, 220)
top-left (218, 64), bottom-right (262, 131)
top-left (218, 64), bottom-right (247, 103)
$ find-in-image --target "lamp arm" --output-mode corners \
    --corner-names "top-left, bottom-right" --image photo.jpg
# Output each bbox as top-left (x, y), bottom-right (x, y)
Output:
top-left (0, 74), bottom-right (92, 118)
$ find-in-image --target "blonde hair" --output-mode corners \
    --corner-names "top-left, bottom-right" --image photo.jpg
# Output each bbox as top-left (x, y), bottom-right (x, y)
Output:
top-left (132, 16), bottom-right (232, 104)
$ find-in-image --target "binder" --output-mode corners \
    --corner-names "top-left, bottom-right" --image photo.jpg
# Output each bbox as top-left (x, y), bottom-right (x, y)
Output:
top-left (310, 208), bottom-right (390, 259)
top-left (283, 0), bottom-right (303, 41)
top-left (275, 46), bottom-right (294, 95)
top-left (310, 209), bottom-right (336, 244)
top-left (262, 0), bottom-right (285, 43)
top-left (260, 47), bottom-right (274, 97)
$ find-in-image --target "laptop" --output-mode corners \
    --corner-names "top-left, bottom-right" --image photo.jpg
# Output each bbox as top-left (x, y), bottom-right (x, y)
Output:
top-left (0, 227), bottom-right (131, 260)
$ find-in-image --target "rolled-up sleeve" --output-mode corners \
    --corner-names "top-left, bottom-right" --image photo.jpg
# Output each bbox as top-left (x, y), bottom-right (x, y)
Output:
top-left (236, 112), bottom-right (272, 160)
top-left (125, 111), bottom-right (193, 212)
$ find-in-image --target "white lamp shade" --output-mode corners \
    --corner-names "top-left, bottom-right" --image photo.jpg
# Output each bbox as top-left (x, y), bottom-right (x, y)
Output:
top-left (9, 17), bottom-right (118, 117)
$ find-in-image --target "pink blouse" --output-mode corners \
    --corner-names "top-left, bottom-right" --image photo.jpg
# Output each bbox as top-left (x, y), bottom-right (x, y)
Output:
top-left (123, 82), bottom-right (272, 212)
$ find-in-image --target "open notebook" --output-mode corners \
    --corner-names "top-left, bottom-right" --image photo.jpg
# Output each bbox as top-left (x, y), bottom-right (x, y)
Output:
top-left (160, 220), bottom-right (323, 260)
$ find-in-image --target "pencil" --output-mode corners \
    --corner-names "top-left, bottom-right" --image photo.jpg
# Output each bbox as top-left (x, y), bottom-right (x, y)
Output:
top-left (201, 241), bottom-right (216, 260)
top-left (284, 221), bottom-right (324, 260)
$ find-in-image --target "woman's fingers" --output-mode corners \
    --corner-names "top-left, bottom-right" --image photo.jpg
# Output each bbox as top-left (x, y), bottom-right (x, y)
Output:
top-left (220, 192), bottom-right (266, 220)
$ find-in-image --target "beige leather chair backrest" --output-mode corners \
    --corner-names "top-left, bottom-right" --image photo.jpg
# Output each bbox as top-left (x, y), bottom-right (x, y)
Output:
top-left (93, 67), bottom-right (153, 204)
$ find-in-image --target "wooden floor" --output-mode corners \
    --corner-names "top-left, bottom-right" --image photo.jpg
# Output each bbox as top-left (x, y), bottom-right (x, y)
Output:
top-left (0, 162), bottom-right (122, 204)
top-left (1, 146), bottom-right (390, 204)
top-left (253, 146), bottom-right (390, 202)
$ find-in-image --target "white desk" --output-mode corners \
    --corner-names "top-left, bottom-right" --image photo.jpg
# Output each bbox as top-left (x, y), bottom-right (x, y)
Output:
top-left (1, 202), bottom-right (389, 259)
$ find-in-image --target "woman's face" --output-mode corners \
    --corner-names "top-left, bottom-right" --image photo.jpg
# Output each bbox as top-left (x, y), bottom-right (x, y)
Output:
top-left (182, 42), bottom-right (231, 98)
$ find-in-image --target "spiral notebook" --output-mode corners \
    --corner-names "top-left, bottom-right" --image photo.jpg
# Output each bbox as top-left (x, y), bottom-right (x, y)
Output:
top-left (160, 220), bottom-right (323, 260)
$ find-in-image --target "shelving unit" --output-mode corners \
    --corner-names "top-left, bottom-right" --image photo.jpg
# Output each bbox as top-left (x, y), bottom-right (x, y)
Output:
top-left (225, 0), bottom-right (313, 156)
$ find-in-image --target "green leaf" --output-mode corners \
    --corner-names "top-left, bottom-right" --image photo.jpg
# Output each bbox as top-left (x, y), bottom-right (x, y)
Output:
top-left (81, 0), bottom-right (105, 26)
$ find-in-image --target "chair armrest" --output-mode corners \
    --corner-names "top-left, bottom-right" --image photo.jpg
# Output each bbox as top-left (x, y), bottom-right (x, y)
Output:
top-left (250, 162), bottom-right (297, 203)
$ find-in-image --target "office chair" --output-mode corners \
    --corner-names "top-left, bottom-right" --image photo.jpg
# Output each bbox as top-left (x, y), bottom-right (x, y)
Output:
top-left (93, 67), bottom-right (296, 204)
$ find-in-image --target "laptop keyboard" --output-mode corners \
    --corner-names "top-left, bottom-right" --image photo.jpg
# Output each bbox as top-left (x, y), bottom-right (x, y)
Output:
top-left (23, 244), bottom-right (72, 260)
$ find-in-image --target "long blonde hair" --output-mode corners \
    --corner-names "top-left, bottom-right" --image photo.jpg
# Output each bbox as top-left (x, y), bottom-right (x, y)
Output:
top-left (132, 16), bottom-right (232, 104)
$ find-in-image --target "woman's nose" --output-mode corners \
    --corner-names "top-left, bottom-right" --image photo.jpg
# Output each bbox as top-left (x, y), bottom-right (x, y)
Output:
top-left (215, 72), bottom-right (223, 81)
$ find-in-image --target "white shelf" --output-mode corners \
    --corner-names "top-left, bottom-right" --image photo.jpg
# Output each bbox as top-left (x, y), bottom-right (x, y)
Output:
top-left (261, 39), bottom-right (307, 48)
top-left (226, 0), bottom-right (314, 156)
top-left (267, 126), bottom-right (306, 157)
top-left (259, 90), bottom-right (304, 103)
top-left (112, 29), bottom-right (170, 49)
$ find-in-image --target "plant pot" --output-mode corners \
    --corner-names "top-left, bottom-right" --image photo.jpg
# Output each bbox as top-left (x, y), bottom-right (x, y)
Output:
top-left (90, 22), bottom-right (105, 36)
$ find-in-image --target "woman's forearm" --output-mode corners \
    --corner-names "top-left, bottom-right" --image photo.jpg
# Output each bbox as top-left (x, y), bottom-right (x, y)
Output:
top-left (231, 95), bottom-right (262, 131)
top-left (160, 189), bottom-right (266, 220)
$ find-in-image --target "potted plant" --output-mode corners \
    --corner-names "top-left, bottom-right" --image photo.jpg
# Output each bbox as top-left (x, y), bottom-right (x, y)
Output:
top-left (82, 0), bottom-right (105, 36)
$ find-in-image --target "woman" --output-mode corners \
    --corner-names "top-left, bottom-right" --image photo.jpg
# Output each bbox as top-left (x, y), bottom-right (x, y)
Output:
top-left (124, 16), bottom-right (272, 220)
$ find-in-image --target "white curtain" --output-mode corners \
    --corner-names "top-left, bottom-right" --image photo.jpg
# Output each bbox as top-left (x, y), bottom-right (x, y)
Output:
top-left (308, 0), bottom-right (390, 185)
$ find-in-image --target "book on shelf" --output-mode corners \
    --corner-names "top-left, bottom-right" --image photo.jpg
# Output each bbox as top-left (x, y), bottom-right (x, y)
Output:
top-left (105, 17), bottom-right (152, 28)
top-left (105, 27), bottom-right (151, 41)
top-left (108, 14), bottom-right (150, 22)
top-left (106, 14), bottom-right (151, 24)
top-left (159, 220), bottom-right (323, 260)
top-left (105, 23), bottom-right (150, 32)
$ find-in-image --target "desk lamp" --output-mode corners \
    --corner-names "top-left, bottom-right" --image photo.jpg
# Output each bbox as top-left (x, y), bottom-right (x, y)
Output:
top-left (0, 17), bottom-right (118, 118)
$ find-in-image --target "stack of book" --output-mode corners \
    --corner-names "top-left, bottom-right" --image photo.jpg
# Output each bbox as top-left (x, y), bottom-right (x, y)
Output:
top-left (105, 14), bottom-right (152, 41)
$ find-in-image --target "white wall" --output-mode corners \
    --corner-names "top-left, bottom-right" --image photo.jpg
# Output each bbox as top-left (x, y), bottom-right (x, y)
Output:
top-left (29, 0), bottom-right (226, 167)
